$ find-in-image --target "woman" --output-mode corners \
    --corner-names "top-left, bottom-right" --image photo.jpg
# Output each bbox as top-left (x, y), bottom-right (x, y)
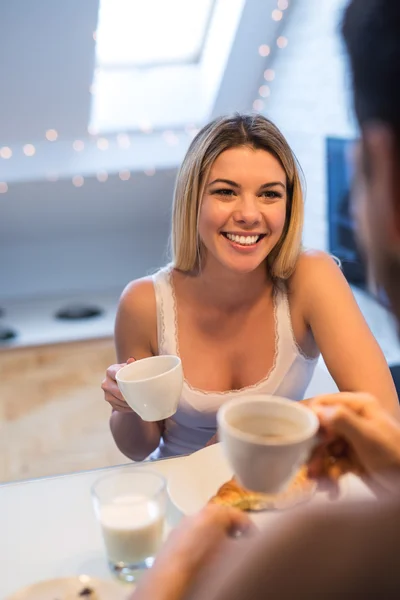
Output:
top-left (102, 113), bottom-right (398, 461)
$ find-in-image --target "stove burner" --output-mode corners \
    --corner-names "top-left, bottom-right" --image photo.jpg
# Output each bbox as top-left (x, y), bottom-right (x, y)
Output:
top-left (0, 326), bottom-right (18, 342)
top-left (55, 304), bottom-right (104, 321)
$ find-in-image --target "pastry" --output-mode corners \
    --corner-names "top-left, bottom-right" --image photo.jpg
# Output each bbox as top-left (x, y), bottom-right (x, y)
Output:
top-left (208, 466), bottom-right (316, 511)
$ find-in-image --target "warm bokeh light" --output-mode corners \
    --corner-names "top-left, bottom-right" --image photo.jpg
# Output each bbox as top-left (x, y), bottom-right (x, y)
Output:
top-left (97, 137), bottom-right (109, 151)
top-left (0, 182), bottom-right (8, 193)
top-left (23, 144), bottom-right (36, 157)
top-left (45, 129), bottom-right (58, 141)
top-left (259, 85), bottom-right (271, 97)
top-left (144, 168), bottom-right (156, 176)
top-left (73, 140), bottom-right (85, 152)
top-left (96, 171), bottom-right (108, 183)
top-left (117, 133), bottom-right (131, 149)
top-left (258, 44), bottom-right (270, 57)
top-left (272, 9), bottom-right (283, 21)
top-left (253, 99), bottom-right (264, 111)
top-left (119, 170), bottom-right (131, 181)
top-left (45, 173), bottom-right (59, 182)
top-left (72, 175), bottom-right (84, 187)
top-left (278, 0), bottom-right (289, 10)
top-left (264, 69), bottom-right (275, 81)
top-left (0, 147), bottom-right (12, 159)
top-left (277, 36), bottom-right (288, 49)
top-left (163, 130), bottom-right (179, 146)
top-left (139, 120), bottom-right (153, 134)
top-left (87, 125), bottom-right (99, 136)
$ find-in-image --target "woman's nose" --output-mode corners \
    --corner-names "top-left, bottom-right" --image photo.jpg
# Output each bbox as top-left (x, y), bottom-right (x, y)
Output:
top-left (234, 197), bottom-right (261, 225)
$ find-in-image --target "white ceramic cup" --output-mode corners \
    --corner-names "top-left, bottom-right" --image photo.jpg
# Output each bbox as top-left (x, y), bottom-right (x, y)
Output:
top-left (217, 395), bottom-right (319, 493)
top-left (116, 355), bottom-right (183, 422)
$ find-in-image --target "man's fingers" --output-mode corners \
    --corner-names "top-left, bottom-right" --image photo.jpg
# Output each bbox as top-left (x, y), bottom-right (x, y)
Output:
top-left (203, 505), bottom-right (254, 536)
top-left (310, 392), bottom-right (377, 416)
top-left (315, 404), bottom-right (373, 449)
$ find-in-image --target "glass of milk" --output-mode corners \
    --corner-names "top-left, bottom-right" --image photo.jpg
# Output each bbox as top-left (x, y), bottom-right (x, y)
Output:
top-left (91, 468), bottom-right (167, 582)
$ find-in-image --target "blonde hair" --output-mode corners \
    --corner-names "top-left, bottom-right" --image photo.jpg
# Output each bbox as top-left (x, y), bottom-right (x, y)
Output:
top-left (171, 113), bottom-right (304, 280)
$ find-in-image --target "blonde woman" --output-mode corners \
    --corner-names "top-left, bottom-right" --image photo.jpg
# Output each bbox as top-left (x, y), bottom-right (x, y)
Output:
top-left (102, 113), bottom-right (398, 461)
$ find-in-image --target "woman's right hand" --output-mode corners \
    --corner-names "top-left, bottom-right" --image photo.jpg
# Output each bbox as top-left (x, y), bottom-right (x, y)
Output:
top-left (101, 358), bottom-right (135, 413)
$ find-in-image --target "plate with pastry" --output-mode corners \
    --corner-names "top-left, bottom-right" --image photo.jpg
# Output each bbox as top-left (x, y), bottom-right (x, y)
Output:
top-left (167, 443), bottom-right (375, 518)
top-left (5, 575), bottom-right (133, 600)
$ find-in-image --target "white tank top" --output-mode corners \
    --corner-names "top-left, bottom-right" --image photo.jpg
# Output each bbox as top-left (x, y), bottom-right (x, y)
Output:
top-left (151, 267), bottom-right (319, 458)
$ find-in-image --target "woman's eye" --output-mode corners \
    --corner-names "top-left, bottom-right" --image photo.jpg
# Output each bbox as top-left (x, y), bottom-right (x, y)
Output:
top-left (261, 190), bottom-right (282, 200)
top-left (212, 188), bottom-right (235, 197)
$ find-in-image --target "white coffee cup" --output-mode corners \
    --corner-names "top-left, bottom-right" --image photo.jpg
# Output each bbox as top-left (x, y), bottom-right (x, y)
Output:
top-left (116, 355), bottom-right (183, 422)
top-left (217, 395), bottom-right (319, 493)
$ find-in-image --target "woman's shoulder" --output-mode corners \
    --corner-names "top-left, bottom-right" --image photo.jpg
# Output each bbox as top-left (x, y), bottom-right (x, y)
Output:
top-left (289, 250), bottom-right (342, 290)
top-left (287, 250), bottom-right (349, 321)
top-left (117, 276), bottom-right (157, 328)
top-left (115, 276), bottom-right (158, 355)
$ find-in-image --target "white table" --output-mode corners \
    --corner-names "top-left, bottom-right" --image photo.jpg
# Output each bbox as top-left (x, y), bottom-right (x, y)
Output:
top-left (0, 458), bottom-right (185, 598)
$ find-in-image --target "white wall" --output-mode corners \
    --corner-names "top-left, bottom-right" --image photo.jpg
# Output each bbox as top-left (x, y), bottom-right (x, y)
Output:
top-left (262, 0), bottom-right (357, 251)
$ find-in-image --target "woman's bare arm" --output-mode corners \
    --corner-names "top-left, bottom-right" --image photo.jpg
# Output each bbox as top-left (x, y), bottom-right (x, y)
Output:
top-left (109, 278), bottom-right (163, 460)
top-left (292, 251), bottom-right (399, 417)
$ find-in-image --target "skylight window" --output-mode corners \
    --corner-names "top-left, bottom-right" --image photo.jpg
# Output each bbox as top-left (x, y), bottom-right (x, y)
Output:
top-left (96, 0), bottom-right (216, 68)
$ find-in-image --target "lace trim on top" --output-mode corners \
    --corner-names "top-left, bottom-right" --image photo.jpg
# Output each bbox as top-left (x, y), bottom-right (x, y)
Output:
top-left (153, 271), bottom-right (167, 355)
top-left (168, 269), bottom-right (280, 396)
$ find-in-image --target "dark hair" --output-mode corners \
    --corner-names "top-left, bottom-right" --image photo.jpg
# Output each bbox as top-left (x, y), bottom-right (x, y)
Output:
top-left (342, 0), bottom-right (400, 137)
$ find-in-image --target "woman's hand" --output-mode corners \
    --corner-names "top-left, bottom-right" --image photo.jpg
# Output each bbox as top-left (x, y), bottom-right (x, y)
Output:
top-left (205, 433), bottom-right (219, 447)
top-left (308, 392), bottom-right (400, 496)
top-left (132, 504), bottom-right (254, 600)
top-left (101, 358), bottom-right (135, 413)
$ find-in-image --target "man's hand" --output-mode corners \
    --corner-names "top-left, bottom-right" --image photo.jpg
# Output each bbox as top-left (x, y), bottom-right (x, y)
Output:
top-left (132, 505), bottom-right (254, 600)
top-left (308, 392), bottom-right (400, 496)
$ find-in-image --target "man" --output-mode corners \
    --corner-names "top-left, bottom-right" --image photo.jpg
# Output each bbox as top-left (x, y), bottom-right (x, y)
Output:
top-left (133, 2), bottom-right (400, 598)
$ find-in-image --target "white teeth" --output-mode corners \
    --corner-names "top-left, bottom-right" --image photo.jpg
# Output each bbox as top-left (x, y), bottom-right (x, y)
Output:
top-left (225, 233), bottom-right (260, 246)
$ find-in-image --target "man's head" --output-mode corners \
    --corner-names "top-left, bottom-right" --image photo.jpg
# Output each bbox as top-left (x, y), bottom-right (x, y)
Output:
top-left (342, 0), bottom-right (400, 320)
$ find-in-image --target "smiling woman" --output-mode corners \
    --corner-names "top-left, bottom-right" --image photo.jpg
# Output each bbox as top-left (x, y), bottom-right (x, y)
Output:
top-left (102, 113), bottom-right (399, 462)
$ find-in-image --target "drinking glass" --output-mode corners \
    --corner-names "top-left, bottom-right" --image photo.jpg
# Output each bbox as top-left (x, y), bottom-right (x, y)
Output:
top-left (92, 468), bottom-right (167, 583)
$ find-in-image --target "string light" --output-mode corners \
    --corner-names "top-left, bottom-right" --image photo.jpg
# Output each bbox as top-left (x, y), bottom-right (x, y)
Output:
top-left (117, 133), bottom-right (131, 149)
top-left (119, 170), bottom-right (131, 181)
top-left (23, 144), bottom-right (36, 157)
top-left (73, 140), bottom-right (85, 152)
top-left (97, 137), bottom-right (109, 151)
top-left (272, 9), bottom-right (283, 21)
top-left (87, 125), bottom-right (99, 136)
top-left (45, 173), bottom-right (59, 182)
top-left (163, 130), bottom-right (179, 146)
top-left (139, 120), bottom-right (153, 134)
top-left (253, 99), bottom-right (264, 111)
top-left (259, 85), bottom-right (271, 97)
top-left (258, 44), bottom-right (271, 57)
top-left (0, 147), bottom-right (12, 159)
top-left (277, 36), bottom-right (288, 49)
top-left (0, 182), bottom-right (8, 193)
top-left (72, 175), bottom-right (84, 187)
top-left (185, 124), bottom-right (200, 139)
top-left (45, 129), bottom-right (58, 141)
top-left (278, 0), bottom-right (289, 9)
top-left (264, 69), bottom-right (275, 81)
top-left (96, 171), bottom-right (108, 182)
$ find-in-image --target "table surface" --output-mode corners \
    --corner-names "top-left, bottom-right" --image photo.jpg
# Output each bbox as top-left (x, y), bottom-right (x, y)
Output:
top-left (0, 458), bottom-right (185, 598)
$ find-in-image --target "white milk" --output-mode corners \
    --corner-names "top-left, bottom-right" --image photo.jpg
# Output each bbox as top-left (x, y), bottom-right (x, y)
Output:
top-left (99, 495), bottom-right (164, 564)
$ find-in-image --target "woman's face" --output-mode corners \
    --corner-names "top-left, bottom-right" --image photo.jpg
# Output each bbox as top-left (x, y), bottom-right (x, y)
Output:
top-left (198, 146), bottom-right (288, 274)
